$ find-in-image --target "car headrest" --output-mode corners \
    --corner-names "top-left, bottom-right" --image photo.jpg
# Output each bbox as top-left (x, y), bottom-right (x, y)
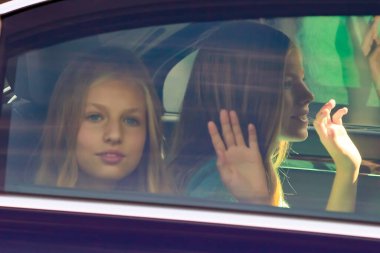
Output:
top-left (163, 50), bottom-right (198, 114)
top-left (12, 37), bottom-right (101, 106)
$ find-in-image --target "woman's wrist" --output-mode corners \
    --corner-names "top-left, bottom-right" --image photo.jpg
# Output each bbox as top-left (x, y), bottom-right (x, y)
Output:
top-left (334, 166), bottom-right (359, 186)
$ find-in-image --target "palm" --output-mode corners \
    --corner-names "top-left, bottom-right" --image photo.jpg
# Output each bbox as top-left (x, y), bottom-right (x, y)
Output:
top-left (208, 110), bottom-right (271, 204)
top-left (218, 146), bottom-right (269, 203)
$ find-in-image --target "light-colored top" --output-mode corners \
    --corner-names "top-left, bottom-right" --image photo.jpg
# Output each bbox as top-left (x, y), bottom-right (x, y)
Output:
top-left (186, 158), bottom-right (289, 207)
top-left (186, 158), bottom-right (238, 202)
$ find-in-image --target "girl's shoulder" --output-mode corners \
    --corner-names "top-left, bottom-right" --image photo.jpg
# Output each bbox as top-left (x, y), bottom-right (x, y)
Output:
top-left (185, 158), bottom-right (237, 202)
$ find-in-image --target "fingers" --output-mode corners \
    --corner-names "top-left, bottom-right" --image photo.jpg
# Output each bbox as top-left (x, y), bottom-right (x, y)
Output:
top-left (362, 29), bottom-right (375, 56)
top-left (322, 99), bottom-right (336, 113)
top-left (374, 38), bottom-right (380, 48)
top-left (368, 38), bottom-right (380, 60)
top-left (332, 107), bottom-right (348, 125)
top-left (230, 110), bottom-right (245, 146)
top-left (208, 121), bottom-right (226, 154)
top-left (369, 38), bottom-right (380, 65)
top-left (220, 109), bottom-right (236, 148)
top-left (220, 109), bottom-right (247, 147)
top-left (314, 99), bottom-right (336, 136)
top-left (314, 99), bottom-right (348, 137)
top-left (362, 18), bottom-right (380, 56)
top-left (248, 123), bottom-right (259, 149)
top-left (209, 109), bottom-right (251, 150)
top-left (368, 38), bottom-right (380, 95)
top-left (315, 99), bottom-right (335, 125)
top-left (208, 122), bottom-right (229, 173)
top-left (313, 110), bottom-right (328, 137)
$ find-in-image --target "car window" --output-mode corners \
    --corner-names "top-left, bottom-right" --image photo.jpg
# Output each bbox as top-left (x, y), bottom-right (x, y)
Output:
top-left (163, 50), bottom-right (198, 114)
top-left (1, 13), bottom-right (380, 223)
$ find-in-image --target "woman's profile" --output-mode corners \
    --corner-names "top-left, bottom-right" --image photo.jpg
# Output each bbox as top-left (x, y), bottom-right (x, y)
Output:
top-left (167, 21), bottom-right (361, 212)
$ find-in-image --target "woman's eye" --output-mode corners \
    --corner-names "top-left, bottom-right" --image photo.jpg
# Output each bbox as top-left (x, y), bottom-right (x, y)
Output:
top-left (123, 117), bottom-right (140, 126)
top-left (284, 80), bottom-right (293, 89)
top-left (86, 113), bottom-right (103, 122)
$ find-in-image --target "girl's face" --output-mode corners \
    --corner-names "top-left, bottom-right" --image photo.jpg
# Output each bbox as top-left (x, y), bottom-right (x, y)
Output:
top-left (75, 77), bottom-right (147, 188)
top-left (279, 48), bottom-right (314, 142)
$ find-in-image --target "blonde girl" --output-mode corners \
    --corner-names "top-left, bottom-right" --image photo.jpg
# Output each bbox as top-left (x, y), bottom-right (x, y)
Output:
top-left (36, 47), bottom-right (167, 193)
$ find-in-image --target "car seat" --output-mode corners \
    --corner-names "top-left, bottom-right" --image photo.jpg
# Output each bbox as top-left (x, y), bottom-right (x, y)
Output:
top-left (3, 38), bottom-right (100, 190)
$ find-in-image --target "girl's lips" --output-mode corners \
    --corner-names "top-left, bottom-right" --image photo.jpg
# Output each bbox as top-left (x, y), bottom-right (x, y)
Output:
top-left (97, 152), bottom-right (125, 165)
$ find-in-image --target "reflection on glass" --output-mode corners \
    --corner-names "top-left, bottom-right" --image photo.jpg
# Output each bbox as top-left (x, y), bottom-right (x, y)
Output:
top-left (2, 17), bottom-right (380, 219)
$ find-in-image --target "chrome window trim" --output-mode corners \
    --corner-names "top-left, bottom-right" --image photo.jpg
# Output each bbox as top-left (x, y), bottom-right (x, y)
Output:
top-left (0, 194), bottom-right (379, 240)
top-left (0, 0), bottom-right (49, 15)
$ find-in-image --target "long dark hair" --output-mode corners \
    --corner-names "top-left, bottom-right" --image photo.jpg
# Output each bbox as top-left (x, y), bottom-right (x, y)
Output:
top-left (168, 21), bottom-right (292, 204)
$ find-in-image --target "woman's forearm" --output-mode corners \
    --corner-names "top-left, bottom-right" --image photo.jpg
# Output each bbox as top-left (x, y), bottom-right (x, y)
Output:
top-left (326, 168), bottom-right (358, 212)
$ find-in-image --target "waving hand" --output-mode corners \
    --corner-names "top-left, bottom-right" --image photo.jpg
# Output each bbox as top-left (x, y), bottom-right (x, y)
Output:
top-left (313, 99), bottom-right (361, 212)
top-left (208, 109), bottom-right (272, 205)
top-left (313, 99), bottom-right (361, 174)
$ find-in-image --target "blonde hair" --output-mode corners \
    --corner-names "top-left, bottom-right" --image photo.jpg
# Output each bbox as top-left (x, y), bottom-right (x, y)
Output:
top-left (168, 21), bottom-right (292, 205)
top-left (35, 47), bottom-right (166, 193)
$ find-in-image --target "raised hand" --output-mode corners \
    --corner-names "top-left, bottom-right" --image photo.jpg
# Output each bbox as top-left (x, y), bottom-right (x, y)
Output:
top-left (313, 99), bottom-right (362, 212)
top-left (208, 109), bottom-right (272, 205)
top-left (313, 99), bottom-right (361, 176)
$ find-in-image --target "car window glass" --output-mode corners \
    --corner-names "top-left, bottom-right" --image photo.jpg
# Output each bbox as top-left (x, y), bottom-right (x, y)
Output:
top-left (1, 16), bottom-right (380, 222)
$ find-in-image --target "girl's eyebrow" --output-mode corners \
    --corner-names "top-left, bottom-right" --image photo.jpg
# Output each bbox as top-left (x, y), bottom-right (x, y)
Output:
top-left (86, 103), bottom-right (145, 114)
top-left (123, 108), bottom-right (145, 114)
top-left (85, 103), bottom-right (106, 111)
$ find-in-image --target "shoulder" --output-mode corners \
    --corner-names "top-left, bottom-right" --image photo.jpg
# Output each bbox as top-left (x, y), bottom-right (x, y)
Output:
top-left (185, 158), bottom-right (237, 202)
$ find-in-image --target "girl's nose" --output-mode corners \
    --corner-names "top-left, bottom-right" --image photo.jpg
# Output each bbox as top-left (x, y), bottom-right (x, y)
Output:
top-left (103, 120), bottom-right (122, 144)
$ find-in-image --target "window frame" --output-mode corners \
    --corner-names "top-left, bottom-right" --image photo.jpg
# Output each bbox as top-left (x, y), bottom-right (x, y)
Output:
top-left (0, 1), bottom-right (380, 250)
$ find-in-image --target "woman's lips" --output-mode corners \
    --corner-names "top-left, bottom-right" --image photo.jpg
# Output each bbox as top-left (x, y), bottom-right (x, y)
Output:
top-left (96, 151), bottom-right (125, 165)
top-left (291, 114), bottom-right (308, 123)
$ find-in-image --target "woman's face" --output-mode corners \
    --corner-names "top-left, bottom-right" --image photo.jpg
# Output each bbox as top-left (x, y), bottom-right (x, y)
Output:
top-left (75, 76), bottom-right (147, 188)
top-left (279, 48), bottom-right (314, 142)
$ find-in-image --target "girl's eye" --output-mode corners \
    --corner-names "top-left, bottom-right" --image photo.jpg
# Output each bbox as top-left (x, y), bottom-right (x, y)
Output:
top-left (86, 113), bottom-right (103, 122)
top-left (123, 117), bottom-right (140, 126)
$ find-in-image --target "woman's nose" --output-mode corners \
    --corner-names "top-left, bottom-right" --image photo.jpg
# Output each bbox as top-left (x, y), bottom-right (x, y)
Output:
top-left (103, 120), bottom-right (122, 144)
top-left (297, 81), bottom-right (314, 105)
